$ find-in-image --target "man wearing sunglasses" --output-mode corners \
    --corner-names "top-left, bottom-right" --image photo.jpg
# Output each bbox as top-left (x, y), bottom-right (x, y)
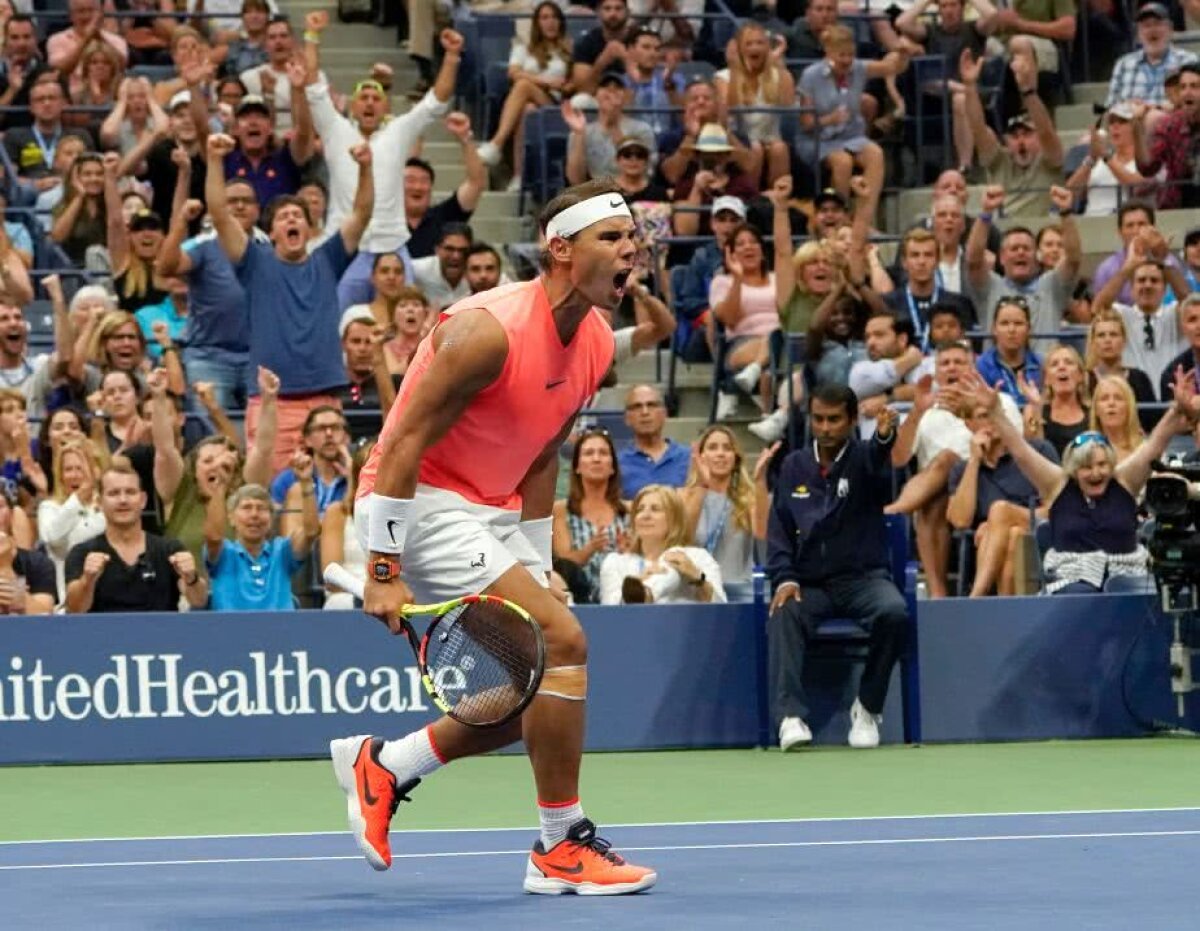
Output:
top-left (965, 184), bottom-right (1081, 351)
top-left (1092, 242), bottom-right (1193, 396)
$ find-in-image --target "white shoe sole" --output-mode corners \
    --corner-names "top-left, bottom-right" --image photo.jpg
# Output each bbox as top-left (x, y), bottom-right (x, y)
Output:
top-left (524, 862), bottom-right (658, 895)
top-left (780, 735), bottom-right (811, 752)
top-left (330, 735), bottom-right (389, 871)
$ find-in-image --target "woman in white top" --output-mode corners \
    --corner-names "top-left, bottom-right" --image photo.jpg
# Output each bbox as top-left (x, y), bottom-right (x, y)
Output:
top-left (719, 22), bottom-right (794, 185)
top-left (37, 438), bottom-right (106, 602)
top-left (1067, 102), bottom-right (1160, 216)
top-left (599, 485), bottom-right (725, 605)
top-left (320, 441), bottom-right (371, 610)
top-left (710, 222), bottom-right (779, 416)
top-left (681, 426), bottom-right (775, 594)
top-left (476, 1), bottom-right (573, 187)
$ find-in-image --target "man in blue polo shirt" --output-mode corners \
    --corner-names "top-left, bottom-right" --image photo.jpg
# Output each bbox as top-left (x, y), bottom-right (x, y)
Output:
top-left (204, 130), bottom-right (374, 470)
top-left (617, 384), bottom-right (690, 497)
top-left (195, 52), bottom-right (315, 207)
top-left (204, 451), bottom-right (320, 611)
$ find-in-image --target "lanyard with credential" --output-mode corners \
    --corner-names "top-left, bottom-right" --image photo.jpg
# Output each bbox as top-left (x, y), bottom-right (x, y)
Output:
top-left (905, 280), bottom-right (941, 351)
top-left (31, 126), bottom-right (59, 168)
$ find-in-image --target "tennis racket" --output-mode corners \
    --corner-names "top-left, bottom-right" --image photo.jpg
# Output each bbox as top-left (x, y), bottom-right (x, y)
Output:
top-left (324, 563), bottom-right (545, 728)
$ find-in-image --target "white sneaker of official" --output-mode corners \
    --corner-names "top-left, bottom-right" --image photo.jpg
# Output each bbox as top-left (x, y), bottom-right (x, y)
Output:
top-left (778, 716), bottom-right (812, 751)
top-left (715, 391), bottom-right (740, 421)
top-left (847, 699), bottom-right (881, 749)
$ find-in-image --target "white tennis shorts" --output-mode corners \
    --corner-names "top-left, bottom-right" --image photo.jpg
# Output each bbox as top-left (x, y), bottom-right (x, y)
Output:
top-left (355, 484), bottom-right (546, 603)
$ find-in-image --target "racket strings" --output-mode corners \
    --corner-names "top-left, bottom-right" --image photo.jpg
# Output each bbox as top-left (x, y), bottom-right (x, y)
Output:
top-left (424, 601), bottom-right (541, 726)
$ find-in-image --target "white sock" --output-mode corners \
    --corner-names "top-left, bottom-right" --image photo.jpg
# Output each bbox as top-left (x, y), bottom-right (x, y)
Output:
top-left (538, 798), bottom-right (584, 850)
top-left (378, 726), bottom-right (445, 783)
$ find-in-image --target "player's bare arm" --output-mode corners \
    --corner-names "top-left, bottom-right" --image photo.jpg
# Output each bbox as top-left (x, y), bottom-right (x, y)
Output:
top-left (363, 308), bottom-right (509, 622)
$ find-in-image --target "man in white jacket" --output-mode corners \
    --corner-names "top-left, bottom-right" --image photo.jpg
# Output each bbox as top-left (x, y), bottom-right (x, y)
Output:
top-left (301, 14), bottom-right (469, 308)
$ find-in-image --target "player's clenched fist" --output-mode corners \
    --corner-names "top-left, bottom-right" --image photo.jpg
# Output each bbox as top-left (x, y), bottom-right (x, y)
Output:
top-left (363, 577), bottom-right (416, 635)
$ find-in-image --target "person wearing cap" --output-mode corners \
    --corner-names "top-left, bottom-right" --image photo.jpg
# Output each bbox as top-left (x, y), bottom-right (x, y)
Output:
top-left (670, 122), bottom-right (758, 237)
top-left (810, 188), bottom-right (849, 239)
top-left (570, 0), bottom-right (633, 95)
top-left (1134, 62), bottom-right (1200, 209)
top-left (1067, 102), bottom-right (1161, 217)
top-left (671, 193), bottom-right (746, 363)
top-left (612, 135), bottom-right (668, 203)
top-left (203, 121), bottom-right (374, 471)
top-left (3, 77), bottom-right (93, 188)
top-left (109, 206), bottom-right (172, 314)
top-left (47, 0), bottom-right (128, 99)
top-left (117, 86), bottom-right (207, 227)
top-left (961, 49), bottom-right (1063, 217)
top-left (238, 17), bottom-right (326, 135)
top-left (1106, 3), bottom-right (1197, 110)
top-left (213, 86), bottom-right (314, 206)
top-left (337, 307), bottom-right (397, 442)
top-left (658, 79), bottom-right (757, 186)
top-left (1091, 202), bottom-right (1187, 306)
top-left (302, 18), bottom-right (478, 307)
top-left (564, 71), bottom-right (657, 185)
top-left (797, 25), bottom-right (908, 213)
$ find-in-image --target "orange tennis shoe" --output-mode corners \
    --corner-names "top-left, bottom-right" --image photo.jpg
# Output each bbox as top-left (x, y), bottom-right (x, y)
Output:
top-left (524, 819), bottom-right (657, 895)
top-left (330, 735), bottom-right (420, 871)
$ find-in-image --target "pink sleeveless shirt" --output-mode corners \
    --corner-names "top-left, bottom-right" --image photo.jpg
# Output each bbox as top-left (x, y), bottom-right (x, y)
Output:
top-left (357, 279), bottom-right (615, 511)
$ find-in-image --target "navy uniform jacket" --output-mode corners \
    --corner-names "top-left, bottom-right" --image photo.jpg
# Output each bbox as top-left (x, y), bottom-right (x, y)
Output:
top-left (766, 430), bottom-right (896, 590)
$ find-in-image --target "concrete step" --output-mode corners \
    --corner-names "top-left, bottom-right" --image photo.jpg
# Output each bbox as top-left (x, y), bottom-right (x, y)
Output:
top-left (1071, 82), bottom-right (1109, 107)
top-left (1055, 102), bottom-right (1097, 132)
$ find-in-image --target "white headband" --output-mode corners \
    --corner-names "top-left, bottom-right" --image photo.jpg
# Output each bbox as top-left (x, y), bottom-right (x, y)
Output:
top-left (544, 194), bottom-right (633, 241)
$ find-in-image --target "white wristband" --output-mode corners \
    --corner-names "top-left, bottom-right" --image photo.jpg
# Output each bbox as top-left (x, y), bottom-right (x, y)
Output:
top-left (367, 493), bottom-right (412, 555)
top-left (520, 516), bottom-right (554, 574)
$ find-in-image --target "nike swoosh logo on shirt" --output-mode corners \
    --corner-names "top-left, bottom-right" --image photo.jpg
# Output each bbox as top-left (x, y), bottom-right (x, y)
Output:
top-left (545, 378), bottom-right (567, 389)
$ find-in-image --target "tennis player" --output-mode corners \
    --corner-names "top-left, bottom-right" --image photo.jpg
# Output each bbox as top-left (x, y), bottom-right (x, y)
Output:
top-left (330, 179), bottom-right (657, 895)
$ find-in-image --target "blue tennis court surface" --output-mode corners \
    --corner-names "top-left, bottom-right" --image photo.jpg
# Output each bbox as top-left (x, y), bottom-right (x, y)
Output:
top-left (3, 809), bottom-right (1198, 929)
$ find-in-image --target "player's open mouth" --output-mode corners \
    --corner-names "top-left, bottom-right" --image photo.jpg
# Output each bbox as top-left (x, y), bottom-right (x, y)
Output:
top-left (613, 269), bottom-right (632, 293)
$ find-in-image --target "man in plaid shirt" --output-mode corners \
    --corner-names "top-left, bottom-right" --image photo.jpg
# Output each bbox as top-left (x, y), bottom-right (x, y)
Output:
top-left (1134, 63), bottom-right (1200, 209)
top-left (1106, 4), bottom-right (1197, 109)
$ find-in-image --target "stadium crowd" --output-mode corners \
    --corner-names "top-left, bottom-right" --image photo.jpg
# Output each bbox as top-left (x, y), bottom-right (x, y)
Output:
top-left (1, 0), bottom-right (1200, 749)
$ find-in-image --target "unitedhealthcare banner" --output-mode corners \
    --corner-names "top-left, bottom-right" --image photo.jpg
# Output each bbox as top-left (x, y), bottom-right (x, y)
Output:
top-left (0, 606), bottom-right (765, 764)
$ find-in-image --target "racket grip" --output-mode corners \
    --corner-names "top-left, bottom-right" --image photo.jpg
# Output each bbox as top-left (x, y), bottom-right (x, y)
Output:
top-left (324, 562), bottom-right (365, 600)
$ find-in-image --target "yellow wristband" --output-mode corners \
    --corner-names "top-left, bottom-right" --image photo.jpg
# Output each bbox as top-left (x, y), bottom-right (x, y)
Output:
top-left (303, 31), bottom-right (320, 43)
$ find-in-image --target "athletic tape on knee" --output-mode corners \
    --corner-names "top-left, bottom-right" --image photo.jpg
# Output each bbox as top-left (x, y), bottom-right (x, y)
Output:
top-left (538, 664), bottom-right (587, 701)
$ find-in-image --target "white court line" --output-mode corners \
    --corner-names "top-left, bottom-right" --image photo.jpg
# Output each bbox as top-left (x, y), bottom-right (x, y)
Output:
top-left (3, 829), bottom-right (1200, 872)
top-left (3, 806), bottom-right (1200, 847)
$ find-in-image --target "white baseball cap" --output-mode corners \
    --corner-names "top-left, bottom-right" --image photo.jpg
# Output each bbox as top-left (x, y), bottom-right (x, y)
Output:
top-left (711, 195), bottom-right (746, 219)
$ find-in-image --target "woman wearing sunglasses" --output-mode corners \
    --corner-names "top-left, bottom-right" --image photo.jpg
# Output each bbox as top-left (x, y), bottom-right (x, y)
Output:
top-left (961, 367), bottom-right (1200, 594)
